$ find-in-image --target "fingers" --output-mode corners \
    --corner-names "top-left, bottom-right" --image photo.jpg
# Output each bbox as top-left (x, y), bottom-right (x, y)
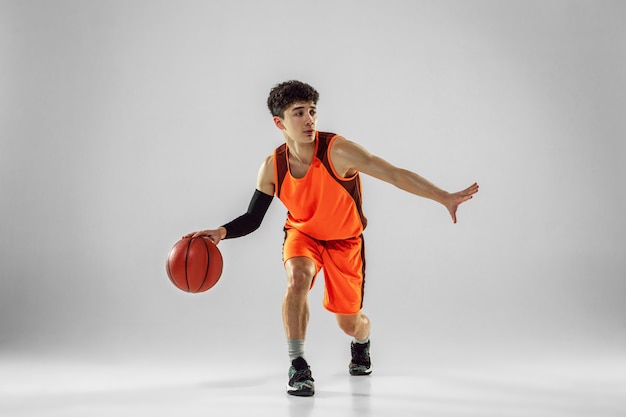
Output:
top-left (448, 182), bottom-right (478, 224)
top-left (182, 230), bottom-right (222, 245)
top-left (465, 182), bottom-right (479, 195)
top-left (182, 230), bottom-right (209, 239)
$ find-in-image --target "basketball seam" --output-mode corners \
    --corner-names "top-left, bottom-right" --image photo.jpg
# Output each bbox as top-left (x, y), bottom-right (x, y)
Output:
top-left (198, 238), bottom-right (211, 292)
top-left (184, 237), bottom-right (193, 292)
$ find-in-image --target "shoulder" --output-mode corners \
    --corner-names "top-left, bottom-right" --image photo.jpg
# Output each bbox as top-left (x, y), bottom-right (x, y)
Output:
top-left (328, 135), bottom-right (349, 151)
top-left (256, 153), bottom-right (276, 195)
top-left (329, 136), bottom-right (368, 161)
top-left (328, 136), bottom-right (370, 177)
top-left (260, 153), bottom-right (275, 173)
top-left (262, 143), bottom-right (286, 168)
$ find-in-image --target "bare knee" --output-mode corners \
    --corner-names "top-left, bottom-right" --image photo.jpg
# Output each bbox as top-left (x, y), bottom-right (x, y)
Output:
top-left (285, 257), bottom-right (316, 295)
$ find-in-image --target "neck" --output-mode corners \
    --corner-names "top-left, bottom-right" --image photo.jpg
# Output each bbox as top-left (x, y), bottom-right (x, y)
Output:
top-left (286, 138), bottom-right (315, 165)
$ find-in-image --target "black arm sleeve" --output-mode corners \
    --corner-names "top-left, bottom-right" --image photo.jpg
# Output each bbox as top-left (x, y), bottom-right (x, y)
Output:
top-left (221, 189), bottom-right (273, 239)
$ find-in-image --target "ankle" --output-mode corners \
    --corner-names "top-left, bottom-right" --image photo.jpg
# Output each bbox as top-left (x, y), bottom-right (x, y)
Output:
top-left (288, 339), bottom-right (305, 361)
top-left (353, 336), bottom-right (369, 345)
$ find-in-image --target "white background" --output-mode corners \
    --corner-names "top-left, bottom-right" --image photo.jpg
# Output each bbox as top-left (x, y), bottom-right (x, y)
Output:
top-left (1, 1), bottom-right (624, 411)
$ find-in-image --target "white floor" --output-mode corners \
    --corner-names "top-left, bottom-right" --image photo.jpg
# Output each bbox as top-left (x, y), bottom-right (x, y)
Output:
top-left (2, 351), bottom-right (624, 417)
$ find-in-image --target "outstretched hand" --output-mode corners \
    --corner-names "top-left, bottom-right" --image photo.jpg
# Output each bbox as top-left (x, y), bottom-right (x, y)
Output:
top-left (445, 182), bottom-right (479, 223)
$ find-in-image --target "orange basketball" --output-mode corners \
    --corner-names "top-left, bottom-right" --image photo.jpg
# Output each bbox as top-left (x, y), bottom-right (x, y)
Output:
top-left (166, 237), bottom-right (223, 293)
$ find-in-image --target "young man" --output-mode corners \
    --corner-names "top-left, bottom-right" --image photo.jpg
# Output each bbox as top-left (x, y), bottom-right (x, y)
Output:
top-left (186, 80), bottom-right (479, 397)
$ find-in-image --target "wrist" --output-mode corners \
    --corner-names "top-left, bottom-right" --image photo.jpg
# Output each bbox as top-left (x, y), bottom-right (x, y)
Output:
top-left (433, 189), bottom-right (449, 205)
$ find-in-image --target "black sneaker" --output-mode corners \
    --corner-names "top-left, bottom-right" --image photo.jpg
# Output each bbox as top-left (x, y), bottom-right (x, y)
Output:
top-left (286, 357), bottom-right (315, 396)
top-left (349, 340), bottom-right (372, 376)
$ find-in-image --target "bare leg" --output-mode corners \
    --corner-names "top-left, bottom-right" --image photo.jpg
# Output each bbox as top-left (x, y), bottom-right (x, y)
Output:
top-left (336, 313), bottom-right (370, 342)
top-left (283, 257), bottom-right (316, 340)
top-left (337, 313), bottom-right (372, 375)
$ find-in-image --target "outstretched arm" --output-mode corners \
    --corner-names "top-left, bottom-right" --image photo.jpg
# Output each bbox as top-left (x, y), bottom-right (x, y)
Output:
top-left (331, 137), bottom-right (478, 223)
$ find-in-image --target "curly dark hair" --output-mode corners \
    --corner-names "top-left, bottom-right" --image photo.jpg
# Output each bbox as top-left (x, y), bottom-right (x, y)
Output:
top-left (267, 80), bottom-right (319, 118)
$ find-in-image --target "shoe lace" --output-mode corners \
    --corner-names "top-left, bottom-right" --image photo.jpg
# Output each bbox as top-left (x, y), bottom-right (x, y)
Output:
top-left (292, 368), bottom-right (314, 383)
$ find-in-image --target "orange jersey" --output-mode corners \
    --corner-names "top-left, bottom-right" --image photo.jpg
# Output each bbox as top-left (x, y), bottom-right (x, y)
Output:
top-left (273, 131), bottom-right (367, 240)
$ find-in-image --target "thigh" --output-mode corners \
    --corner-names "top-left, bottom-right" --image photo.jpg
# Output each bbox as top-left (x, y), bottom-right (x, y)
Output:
top-left (321, 236), bottom-right (366, 314)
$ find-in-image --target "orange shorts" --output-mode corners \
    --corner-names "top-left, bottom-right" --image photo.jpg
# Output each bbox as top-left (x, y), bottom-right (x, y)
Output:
top-left (282, 227), bottom-right (366, 315)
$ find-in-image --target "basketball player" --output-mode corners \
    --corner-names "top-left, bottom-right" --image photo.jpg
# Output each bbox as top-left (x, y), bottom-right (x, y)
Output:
top-left (185, 80), bottom-right (479, 396)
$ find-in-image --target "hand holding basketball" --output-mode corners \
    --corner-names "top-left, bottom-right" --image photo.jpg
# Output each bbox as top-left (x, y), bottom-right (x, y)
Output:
top-left (182, 227), bottom-right (227, 245)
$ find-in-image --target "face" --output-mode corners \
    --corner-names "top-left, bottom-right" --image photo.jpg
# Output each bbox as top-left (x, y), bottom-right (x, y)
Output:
top-left (274, 101), bottom-right (317, 143)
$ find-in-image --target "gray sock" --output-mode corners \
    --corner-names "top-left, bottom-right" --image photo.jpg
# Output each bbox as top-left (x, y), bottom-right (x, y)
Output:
top-left (288, 339), bottom-right (305, 361)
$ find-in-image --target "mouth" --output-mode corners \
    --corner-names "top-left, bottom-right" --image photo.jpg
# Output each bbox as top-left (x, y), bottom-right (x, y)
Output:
top-left (304, 129), bottom-right (315, 135)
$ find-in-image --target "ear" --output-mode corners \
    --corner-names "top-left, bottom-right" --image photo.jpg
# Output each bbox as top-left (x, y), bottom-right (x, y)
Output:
top-left (273, 116), bottom-right (285, 130)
